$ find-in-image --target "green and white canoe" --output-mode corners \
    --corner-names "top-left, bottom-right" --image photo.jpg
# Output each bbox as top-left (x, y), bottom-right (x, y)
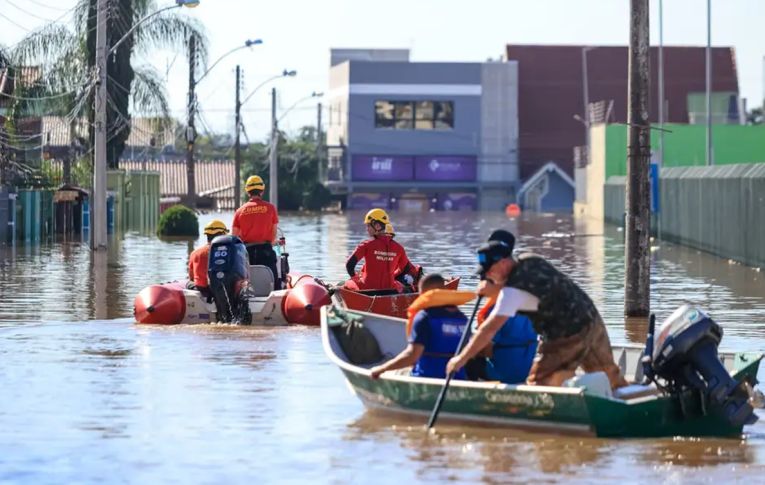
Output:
top-left (321, 305), bottom-right (763, 438)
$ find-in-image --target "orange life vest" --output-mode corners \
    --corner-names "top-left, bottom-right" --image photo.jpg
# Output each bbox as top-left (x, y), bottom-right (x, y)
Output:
top-left (405, 289), bottom-right (476, 337)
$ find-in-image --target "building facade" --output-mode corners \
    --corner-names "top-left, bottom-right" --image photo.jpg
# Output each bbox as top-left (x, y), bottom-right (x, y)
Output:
top-left (325, 49), bottom-right (519, 211)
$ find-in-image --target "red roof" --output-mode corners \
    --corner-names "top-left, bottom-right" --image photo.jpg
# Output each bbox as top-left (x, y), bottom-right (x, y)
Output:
top-left (505, 45), bottom-right (739, 178)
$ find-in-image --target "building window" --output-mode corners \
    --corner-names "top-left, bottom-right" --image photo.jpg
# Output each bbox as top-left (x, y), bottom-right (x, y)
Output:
top-left (374, 100), bottom-right (454, 130)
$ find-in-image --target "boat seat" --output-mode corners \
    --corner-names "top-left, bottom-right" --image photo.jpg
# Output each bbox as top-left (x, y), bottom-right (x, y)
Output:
top-left (249, 265), bottom-right (274, 297)
top-left (563, 372), bottom-right (613, 398)
top-left (613, 384), bottom-right (660, 401)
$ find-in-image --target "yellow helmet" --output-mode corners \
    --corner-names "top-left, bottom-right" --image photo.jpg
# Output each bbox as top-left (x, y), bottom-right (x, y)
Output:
top-left (245, 175), bottom-right (265, 192)
top-left (385, 223), bottom-right (395, 236)
top-left (203, 219), bottom-right (229, 236)
top-left (364, 208), bottom-right (390, 225)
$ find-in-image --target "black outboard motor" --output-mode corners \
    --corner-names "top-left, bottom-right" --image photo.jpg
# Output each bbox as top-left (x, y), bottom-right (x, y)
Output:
top-left (208, 235), bottom-right (251, 323)
top-left (647, 305), bottom-right (756, 427)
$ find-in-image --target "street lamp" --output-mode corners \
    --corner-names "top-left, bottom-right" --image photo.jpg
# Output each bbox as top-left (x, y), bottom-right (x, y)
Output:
top-left (195, 39), bottom-right (263, 86)
top-left (268, 91), bottom-right (323, 207)
top-left (241, 70), bottom-right (297, 107)
top-left (233, 69), bottom-right (297, 204)
top-left (92, 0), bottom-right (200, 250)
top-left (277, 91), bottom-right (324, 123)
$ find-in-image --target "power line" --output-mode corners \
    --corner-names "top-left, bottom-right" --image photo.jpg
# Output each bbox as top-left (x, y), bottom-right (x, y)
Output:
top-left (5, 0), bottom-right (61, 23)
top-left (0, 10), bottom-right (34, 32)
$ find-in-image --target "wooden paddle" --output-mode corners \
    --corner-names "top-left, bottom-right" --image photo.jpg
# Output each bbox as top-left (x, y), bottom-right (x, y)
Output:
top-left (426, 296), bottom-right (483, 429)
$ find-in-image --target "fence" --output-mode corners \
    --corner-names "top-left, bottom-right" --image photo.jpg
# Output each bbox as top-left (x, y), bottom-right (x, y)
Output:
top-left (604, 164), bottom-right (765, 268)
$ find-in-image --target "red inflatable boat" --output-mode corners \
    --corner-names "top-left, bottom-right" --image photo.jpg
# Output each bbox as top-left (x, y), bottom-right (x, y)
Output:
top-left (134, 273), bottom-right (331, 326)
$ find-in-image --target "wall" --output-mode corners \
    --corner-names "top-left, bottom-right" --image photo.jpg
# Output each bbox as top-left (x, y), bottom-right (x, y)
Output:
top-left (574, 124), bottom-right (608, 220)
top-left (604, 164), bottom-right (765, 268)
top-left (605, 124), bottom-right (765, 178)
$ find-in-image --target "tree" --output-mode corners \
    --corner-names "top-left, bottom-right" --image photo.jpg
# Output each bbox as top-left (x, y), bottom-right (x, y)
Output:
top-left (242, 126), bottom-right (331, 211)
top-left (10, 0), bottom-right (207, 168)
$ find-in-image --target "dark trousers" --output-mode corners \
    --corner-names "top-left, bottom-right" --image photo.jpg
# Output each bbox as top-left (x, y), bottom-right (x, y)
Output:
top-left (246, 243), bottom-right (280, 290)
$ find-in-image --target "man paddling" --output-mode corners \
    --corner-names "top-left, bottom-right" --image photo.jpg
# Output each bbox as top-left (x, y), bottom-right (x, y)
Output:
top-left (232, 175), bottom-right (281, 289)
top-left (344, 208), bottom-right (418, 292)
top-left (188, 219), bottom-right (229, 299)
top-left (446, 230), bottom-right (628, 390)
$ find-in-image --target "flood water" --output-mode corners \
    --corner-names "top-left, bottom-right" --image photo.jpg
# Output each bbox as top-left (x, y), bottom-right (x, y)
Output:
top-left (1, 211), bottom-right (764, 483)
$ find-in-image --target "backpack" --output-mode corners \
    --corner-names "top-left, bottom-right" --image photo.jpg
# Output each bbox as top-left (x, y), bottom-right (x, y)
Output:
top-left (329, 312), bottom-right (384, 366)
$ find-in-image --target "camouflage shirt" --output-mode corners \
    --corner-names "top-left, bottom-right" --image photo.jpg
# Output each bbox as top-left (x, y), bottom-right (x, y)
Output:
top-left (505, 253), bottom-right (599, 340)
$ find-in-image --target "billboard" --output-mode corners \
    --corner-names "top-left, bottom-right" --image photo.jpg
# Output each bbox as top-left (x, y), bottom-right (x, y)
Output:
top-left (351, 155), bottom-right (414, 181)
top-left (414, 156), bottom-right (477, 181)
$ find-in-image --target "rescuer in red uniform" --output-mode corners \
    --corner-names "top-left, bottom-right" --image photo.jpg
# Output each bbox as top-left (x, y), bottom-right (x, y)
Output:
top-left (344, 208), bottom-right (418, 292)
top-left (232, 175), bottom-right (281, 289)
top-left (188, 219), bottom-right (229, 298)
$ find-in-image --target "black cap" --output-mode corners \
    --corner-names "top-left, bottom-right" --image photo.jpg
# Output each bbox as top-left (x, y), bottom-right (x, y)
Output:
top-left (475, 240), bottom-right (513, 276)
top-left (487, 229), bottom-right (515, 252)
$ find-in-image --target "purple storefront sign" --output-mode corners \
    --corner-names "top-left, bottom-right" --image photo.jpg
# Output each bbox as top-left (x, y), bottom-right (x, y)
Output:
top-left (415, 156), bottom-right (477, 181)
top-left (351, 155), bottom-right (413, 181)
top-left (349, 192), bottom-right (390, 210)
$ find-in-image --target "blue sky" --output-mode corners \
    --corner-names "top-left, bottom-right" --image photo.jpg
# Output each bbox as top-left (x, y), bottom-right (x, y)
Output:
top-left (2, 0), bottom-right (764, 141)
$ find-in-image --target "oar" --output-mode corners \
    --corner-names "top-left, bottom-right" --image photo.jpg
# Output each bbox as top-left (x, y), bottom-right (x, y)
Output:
top-left (427, 296), bottom-right (483, 429)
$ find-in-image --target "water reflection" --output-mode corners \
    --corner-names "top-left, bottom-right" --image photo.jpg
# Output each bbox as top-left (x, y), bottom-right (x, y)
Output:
top-left (1, 212), bottom-right (765, 482)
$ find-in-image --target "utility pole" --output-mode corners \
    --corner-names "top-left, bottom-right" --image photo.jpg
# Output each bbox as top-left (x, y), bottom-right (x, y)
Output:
top-left (186, 35), bottom-right (197, 206)
top-left (658, 0), bottom-right (665, 166)
top-left (234, 65), bottom-right (242, 206)
top-left (581, 47), bottom-right (592, 164)
top-left (705, 0), bottom-right (713, 165)
top-left (625, 0), bottom-right (651, 318)
top-left (316, 102), bottom-right (323, 181)
top-left (92, 0), bottom-right (108, 250)
top-left (269, 87), bottom-right (278, 208)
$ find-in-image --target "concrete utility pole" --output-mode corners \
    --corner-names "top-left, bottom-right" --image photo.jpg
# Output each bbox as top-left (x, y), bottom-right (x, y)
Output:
top-left (234, 65), bottom-right (242, 206)
top-left (705, 0), bottom-right (713, 165)
top-left (186, 35), bottom-right (197, 206)
top-left (625, 0), bottom-right (651, 318)
top-left (269, 87), bottom-right (279, 208)
top-left (92, 0), bottom-right (108, 250)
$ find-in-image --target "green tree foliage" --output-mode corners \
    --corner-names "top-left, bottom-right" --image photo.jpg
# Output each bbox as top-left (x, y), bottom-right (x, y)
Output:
top-left (10, 0), bottom-right (207, 168)
top-left (747, 107), bottom-right (763, 125)
top-left (242, 126), bottom-right (331, 211)
top-left (157, 204), bottom-right (199, 237)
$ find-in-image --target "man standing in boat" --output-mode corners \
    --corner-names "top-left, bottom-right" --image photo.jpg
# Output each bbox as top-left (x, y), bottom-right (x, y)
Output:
top-left (232, 175), bottom-right (281, 289)
top-left (447, 230), bottom-right (628, 390)
top-left (344, 208), bottom-right (418, 292)
top-left (188, 219), bottom-right (230, 298)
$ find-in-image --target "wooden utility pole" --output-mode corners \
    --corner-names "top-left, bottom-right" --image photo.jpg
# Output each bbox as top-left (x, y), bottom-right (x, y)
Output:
top-left (234, 65), bottom-right (242, 206)
top-left (269, 87), bottom-right (278, 208)
top-left (625, 0), bottom-right (651, 318)
top-left (92, 0), bottom-right (108, 250)
top-left (186, 36), bottom-right (197, 206)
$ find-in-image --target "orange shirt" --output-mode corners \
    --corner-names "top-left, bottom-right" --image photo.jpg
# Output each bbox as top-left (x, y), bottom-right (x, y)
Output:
top-left (349, 235), bottom-right (410, 290)
top-left (188, 244), bottom-right (210, 288)
top-left (232, 197), bottom-right (279, 244)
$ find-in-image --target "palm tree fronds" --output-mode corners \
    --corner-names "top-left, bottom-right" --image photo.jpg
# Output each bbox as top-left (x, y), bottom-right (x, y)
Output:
top-left (131, 65), bottom-right (170, 123)
top-left (135, 13), bottom-right (209, 69)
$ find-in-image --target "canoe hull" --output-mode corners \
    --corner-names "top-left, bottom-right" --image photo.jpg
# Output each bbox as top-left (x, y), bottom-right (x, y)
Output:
top-left (321, 306), bottom-right (763, 438)
top-left (334, 277), bottom-right (460, 319)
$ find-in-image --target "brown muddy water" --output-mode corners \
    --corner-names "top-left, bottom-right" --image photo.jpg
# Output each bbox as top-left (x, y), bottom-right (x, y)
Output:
top-left (0, 212), bottom-right (764, 483)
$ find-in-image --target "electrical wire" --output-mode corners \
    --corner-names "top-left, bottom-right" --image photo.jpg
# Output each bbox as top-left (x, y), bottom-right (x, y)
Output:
top-left (5, 0), bottom-right (62, 23)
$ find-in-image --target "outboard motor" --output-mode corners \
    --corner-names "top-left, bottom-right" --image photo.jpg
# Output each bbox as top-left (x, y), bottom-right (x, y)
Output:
top-left (646, 305), bottom-right (756, 427)
top-left (208, 235), bottom-right (251, 323)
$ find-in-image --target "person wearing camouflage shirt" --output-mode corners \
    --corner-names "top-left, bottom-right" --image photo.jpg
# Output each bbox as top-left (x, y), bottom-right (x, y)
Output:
top-left (447, 229), bottom-right (627, 390)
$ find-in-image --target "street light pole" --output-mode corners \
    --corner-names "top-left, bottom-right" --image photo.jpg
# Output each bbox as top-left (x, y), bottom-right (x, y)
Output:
top-left (269, 87), bottom-right (278, 208)
top-left (581, 47), bottom-right (593, 165)
top-left (706, 0), bottom-right (713, 165)
top-left (186, 35), bottom-right (197, 206)
top-left (234, 65), bottom-right (242, 207)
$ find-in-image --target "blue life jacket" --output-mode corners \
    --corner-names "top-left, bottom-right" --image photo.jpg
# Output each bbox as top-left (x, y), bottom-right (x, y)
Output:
top-left (485, 313), bottom-right (538, 384)
top-left (410, 307), bottom-right (467, 380)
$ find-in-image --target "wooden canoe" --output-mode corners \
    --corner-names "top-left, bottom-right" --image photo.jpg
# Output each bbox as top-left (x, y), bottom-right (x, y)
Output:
top-left (320, 305), bottom-right (763, 438)
top-left (332, 277), bottom-right (460, 319)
